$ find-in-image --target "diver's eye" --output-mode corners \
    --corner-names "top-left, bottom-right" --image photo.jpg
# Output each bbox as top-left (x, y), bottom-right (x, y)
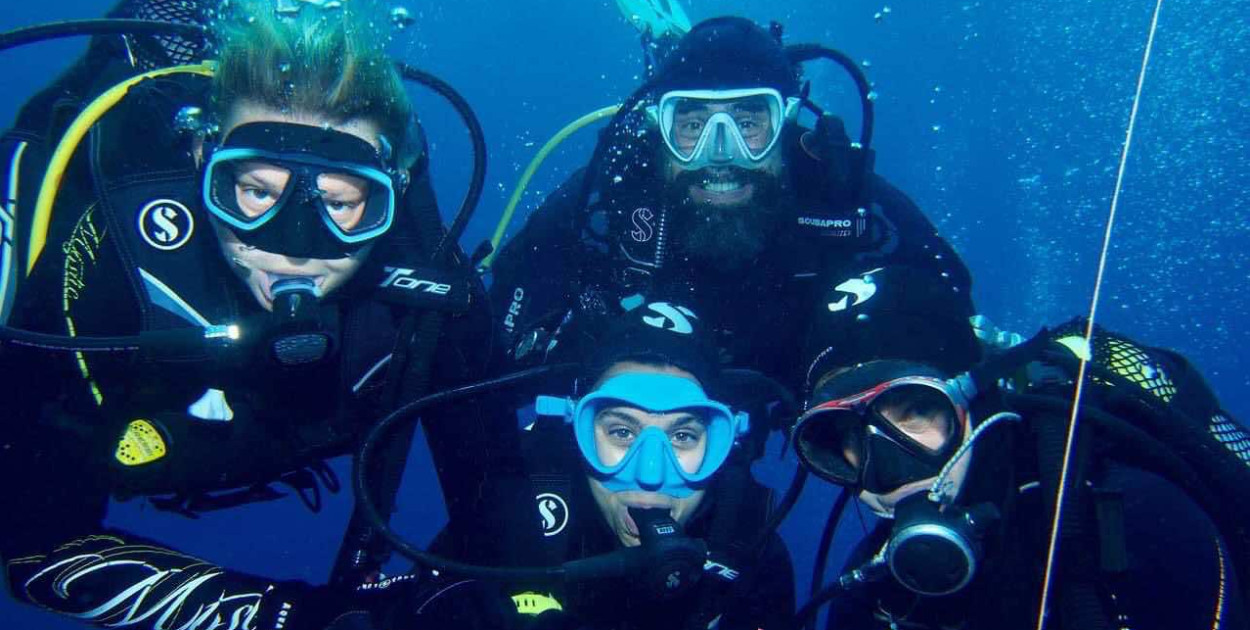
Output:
top-left (670, 430), bottom-right (702, 448)
top-left (607, 426), bottom-right (636, 443)
top-left (244, 188), bottom-right (274, 201)
top-left (235, 185), bottom-right (282, 217)
top-left (324, 199), bottom-right (363, 214)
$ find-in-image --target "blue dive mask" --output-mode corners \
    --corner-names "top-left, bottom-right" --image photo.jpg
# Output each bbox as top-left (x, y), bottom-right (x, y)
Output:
top-left (536, 372), bottom-right (749, 498)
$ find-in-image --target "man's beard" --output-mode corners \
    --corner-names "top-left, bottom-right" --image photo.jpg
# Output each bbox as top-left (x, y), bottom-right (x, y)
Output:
top-left (665, 167), bottom-right (785, 272)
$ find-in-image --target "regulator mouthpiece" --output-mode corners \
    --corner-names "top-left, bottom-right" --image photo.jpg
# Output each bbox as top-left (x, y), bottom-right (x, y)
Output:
top-left (269, 277), bottom-right (332, 366)
top-left (628, 507), bottom-right (706, 600)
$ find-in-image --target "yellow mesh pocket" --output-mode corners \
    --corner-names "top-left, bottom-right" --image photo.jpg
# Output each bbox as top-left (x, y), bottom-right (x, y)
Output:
top-left (1097, 336), bottom-right (1177, 403)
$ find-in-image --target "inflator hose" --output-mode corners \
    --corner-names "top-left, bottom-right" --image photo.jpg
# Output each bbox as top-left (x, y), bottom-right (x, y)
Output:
top-left (352, 365), bottom-right (579, 581)
top-left (0, 327), bottom-right (142, 352)
top-left (395, 64), bottom-right (488, 261)
top-left (810, 489), bottom-right (853, 596)
top-left (0, 19), bottom-right (206, 54)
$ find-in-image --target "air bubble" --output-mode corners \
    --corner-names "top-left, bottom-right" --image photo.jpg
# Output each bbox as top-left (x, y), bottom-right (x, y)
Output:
top-left (390, 6), bottom-right (415, 29)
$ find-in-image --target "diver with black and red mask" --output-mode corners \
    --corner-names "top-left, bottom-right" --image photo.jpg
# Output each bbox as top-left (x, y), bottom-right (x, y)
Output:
top-left (788, 313), bottom-right (1250, 630)
top-left (0, 2), bottom-right (493, 629)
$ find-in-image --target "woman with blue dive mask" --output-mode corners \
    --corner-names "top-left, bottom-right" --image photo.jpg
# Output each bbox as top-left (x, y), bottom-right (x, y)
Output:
top-left (389, 301), bottom-right (796, 630)
top-left (538, 359), bottom-right (750, 546)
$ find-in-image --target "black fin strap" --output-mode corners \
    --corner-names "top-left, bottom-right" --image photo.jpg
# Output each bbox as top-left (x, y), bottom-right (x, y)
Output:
top-left (312, 460), bottom-right (342, 494)
top-left (148, 483), bottom-right (288, 517)
top-left (279, 468), bottom-right (324, 513)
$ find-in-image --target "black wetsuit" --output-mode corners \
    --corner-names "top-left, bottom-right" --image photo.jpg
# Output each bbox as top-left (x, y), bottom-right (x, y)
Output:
top-left (0, 34), bottom-right (492, 630)
top-left (823, 328), bottom-right (1250, 630)
top-left (374, 417), bottom-right (795, 630)
top-left (489, 123), bottom-right (982, 415)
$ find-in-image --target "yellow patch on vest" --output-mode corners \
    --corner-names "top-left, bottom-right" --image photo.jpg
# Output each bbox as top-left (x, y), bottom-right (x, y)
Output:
top-left (114, 419), bottom-right (167, 466)
top-left (511, 591), bottom-right (563, 616)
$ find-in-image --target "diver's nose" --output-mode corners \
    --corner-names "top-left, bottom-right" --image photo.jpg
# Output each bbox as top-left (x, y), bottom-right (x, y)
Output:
top-left (708, 121), bottom-right (734, 164)
top-left (635, 434), bottom-right (667, 490)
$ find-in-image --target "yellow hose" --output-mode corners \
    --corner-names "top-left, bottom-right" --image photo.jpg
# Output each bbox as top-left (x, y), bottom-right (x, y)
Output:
top-left (479, 105), bottom-right (621, 270)
top-left (26, 62), bottom-right (216, 276)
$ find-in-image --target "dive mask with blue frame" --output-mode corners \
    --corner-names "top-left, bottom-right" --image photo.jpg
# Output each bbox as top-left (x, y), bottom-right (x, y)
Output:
top-left (536, 372), bottom-right (749, 498)
top-left (202, 122), bottom-right (406, 259)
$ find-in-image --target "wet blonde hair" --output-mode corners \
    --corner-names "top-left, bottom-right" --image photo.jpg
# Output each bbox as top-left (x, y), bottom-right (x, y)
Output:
top-left (211, 1), bottom-right (415, 161)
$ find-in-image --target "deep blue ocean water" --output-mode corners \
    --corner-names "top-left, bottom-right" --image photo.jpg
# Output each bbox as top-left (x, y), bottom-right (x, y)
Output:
top-left (1, 1), bottom-right (1247, 628)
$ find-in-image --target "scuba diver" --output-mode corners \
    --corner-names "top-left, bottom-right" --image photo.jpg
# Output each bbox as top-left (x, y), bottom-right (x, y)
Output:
top-left (487, 15), bottom-right (980, 452)
top-left (788, 312), bottom-right (1250, 629)
top-left (0, 1), bottom-right (493, 629)
top-left (351, 302), bottom-right (795, 630)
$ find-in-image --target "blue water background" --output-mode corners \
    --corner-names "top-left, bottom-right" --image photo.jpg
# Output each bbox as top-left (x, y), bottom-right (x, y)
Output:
top-left (2, 0), bottom-right (1247, 627)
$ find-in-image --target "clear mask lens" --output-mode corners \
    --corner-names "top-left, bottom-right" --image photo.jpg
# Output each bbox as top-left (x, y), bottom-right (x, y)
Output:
top-left (206, 152), bottom-right (396, 243)
top-left (654, 89), bottom-right (794, 169)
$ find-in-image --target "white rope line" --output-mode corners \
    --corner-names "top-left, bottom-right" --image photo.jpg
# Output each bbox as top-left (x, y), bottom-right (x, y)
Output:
top-left (1034, 1), bottom-right (1167, 628)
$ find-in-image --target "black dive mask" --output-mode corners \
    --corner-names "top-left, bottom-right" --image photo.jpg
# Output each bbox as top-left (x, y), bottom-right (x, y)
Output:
top-left (794, 373), bottom-right (970, 494)
top-left (203, 122), bottom-right (404, 260)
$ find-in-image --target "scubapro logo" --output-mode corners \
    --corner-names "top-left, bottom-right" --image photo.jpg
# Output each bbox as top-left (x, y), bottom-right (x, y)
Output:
top-left (137, 200), bottom-right (194, 251)
top-left (504, 287), bottom-right (525, 333)
top-left (641, 302), bottom-right (697, 335)
top-left (537, 493), bottom-right (569, 537)
top-left (380, 267), bottom-right (452, 294)
top-left (797, 217), bottom-right (852, 229)
top-left (630, 207), bottom-right (655, 243)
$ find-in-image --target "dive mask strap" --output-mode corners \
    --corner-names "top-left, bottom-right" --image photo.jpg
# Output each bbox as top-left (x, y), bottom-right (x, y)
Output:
top-left (534, 395), bottom-right (576, 422)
